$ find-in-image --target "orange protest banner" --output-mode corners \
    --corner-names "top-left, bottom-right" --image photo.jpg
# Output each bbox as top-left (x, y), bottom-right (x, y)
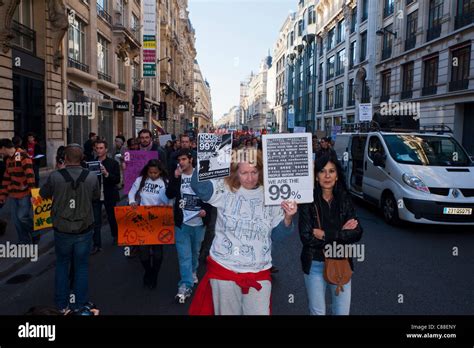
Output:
top-left (115, 206), bottom-right (175, 246)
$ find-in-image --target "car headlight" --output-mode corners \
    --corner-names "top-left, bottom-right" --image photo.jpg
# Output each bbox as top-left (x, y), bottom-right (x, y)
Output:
top-left (402, 174), bottom-right (429, 193)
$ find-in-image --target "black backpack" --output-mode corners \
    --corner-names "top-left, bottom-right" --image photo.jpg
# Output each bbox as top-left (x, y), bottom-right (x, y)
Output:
top-left (54, 169), bottom-right (91, 233)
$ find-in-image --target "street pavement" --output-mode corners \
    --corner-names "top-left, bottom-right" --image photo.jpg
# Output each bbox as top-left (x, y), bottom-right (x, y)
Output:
top-left (0, 197), bottom-right (472, 315)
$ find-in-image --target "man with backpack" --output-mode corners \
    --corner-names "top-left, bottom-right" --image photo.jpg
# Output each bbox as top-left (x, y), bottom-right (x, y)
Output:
top-left (39, 144), bottom-right (99, 312)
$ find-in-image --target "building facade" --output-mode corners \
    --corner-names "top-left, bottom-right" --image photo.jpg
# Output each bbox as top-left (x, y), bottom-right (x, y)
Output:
top-left (240, 55), bottom-right (272, 130)
top-left (0, 0), bottom-right (198, 168)
top-left (373, 0), bottom-right (474, 154)
top-left (193, 59), bottom-right (212, 133)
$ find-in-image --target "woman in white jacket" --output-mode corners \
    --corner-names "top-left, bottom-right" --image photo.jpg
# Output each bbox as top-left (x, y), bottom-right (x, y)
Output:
top-left (128, 159), bottom-right (170, 289)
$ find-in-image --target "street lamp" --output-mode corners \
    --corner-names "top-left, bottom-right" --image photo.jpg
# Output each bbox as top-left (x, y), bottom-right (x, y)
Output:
top-left (376, 28), bottom-right (397, 38)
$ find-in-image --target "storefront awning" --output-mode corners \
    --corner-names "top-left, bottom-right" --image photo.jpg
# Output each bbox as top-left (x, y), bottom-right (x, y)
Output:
top-left (69, 81), bottom-right (103, 100)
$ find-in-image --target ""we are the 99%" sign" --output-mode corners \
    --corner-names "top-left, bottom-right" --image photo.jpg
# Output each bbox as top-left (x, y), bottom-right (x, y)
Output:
top-left (262, 133), bottom-right (314, 205)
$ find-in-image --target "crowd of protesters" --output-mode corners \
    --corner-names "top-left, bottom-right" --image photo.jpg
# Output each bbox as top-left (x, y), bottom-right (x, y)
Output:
top-left (0, 128), bottom-right (361, 316)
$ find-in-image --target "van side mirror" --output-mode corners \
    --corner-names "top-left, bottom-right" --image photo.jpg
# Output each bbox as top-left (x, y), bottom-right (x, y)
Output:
top-left (373, 152), bottom-right (385, 167)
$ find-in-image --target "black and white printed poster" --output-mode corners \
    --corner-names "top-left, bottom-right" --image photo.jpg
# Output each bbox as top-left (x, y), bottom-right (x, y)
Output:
top-left (262, 133), bottom-right (314, 205)
top-left (197, 133), bottom-right (233, 181)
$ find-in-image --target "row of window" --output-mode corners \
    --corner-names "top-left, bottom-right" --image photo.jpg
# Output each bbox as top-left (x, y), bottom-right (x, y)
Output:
top-left (68, 14), bottom-right (140, 86)
top-left (382, 0), bottom-right (474, 61)
top-left (381, 44), bottom-right (471, 100)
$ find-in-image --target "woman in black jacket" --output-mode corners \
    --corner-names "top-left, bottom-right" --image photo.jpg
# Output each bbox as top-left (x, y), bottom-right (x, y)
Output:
top-left (298, 155), bottom-right (363, 315)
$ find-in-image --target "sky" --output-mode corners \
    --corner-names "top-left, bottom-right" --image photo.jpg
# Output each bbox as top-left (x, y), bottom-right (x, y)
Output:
top-left (188, 0), bottom-right (296, 122)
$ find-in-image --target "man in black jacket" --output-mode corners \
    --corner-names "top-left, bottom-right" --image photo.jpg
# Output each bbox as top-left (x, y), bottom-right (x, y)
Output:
top-left (166, 149), bottom-right (212, 303)
top-left (91, 140), bottom-right (120, 254)
top-left (168, 134), bottom-right (197, 174)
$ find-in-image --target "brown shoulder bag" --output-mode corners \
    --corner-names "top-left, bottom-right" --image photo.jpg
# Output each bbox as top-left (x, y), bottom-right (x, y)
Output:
top-left (314, 202), bottom-right (352, 296)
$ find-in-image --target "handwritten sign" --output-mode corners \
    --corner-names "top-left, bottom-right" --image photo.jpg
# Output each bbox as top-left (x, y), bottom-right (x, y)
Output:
top-left (115, 206), bottom-right (175, 246)
top-left (123, 150), bottom-right (158, 194)
top-left (31, 188), bottom-right (53, 231)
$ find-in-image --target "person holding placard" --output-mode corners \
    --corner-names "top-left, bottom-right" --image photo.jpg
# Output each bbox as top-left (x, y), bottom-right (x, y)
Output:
top-left (166, 149), bottom-right (212, 303)
top-left (128, 159), bottom-right (170, 289)
top-left (298, 155), bottom-right (363, 315)
top-left (188, 149), bottom-right (298, 315)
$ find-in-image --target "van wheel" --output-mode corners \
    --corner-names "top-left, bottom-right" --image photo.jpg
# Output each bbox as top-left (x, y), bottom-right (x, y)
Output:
top-left (382, 193), bottom-right (400, 225)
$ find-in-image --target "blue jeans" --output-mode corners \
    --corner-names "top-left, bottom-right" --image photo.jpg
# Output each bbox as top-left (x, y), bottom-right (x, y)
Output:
top-left (175, 224), bottom-right (205, 288)
top-left (304, 260), bottom-right (352, 315)
top-left (11, 196), bottom-right (34, 244)
top-left (54, 229), bottom-right (93, 310)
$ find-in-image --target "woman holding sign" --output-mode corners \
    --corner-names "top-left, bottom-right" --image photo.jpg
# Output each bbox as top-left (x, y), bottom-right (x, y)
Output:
top-left (189, 149), bottom-right (298, 315)
top-left (128, 159), bottom-right (170, 289)
top-left (298, 155), bottom-right (363, 315)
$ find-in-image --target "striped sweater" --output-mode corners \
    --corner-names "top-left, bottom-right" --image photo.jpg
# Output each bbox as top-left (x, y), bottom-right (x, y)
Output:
top-left (0, 148), bottom-right (36, 200)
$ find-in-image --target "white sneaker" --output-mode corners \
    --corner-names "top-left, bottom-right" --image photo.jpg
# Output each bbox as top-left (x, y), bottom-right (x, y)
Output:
top-left (175, 285), bottom-right (192, 303)
top-left (193, 272), bottom-right (199, 284)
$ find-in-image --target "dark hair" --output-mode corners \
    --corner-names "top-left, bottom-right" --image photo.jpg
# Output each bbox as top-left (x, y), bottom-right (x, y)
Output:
top-left (314, 155), bottom-right (347, 199)
top-left (56, 145), bottom-right (66, 165)
top-left (0, 139), bottom-right (15, 149)
top-left (93, 139), bottom-right (108, 149)
top-left (127, 137), bottom-right (137, 148)
top-left (176, 148), bottom-right (193, 159)
top-left (12, 136), bottom-right (23, 147)
top-left (115, 135), bottom-right (126, 143)
top-left (89, 132), bottom-right (97, 139)
top-left (137, 159), bottom-right (168, 196)
top-left (138, 129), bottom-right (152, 137)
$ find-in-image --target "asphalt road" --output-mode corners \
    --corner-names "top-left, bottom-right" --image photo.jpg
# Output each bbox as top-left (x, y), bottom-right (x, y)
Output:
top-left (0, 198), bottom-right (472, 315)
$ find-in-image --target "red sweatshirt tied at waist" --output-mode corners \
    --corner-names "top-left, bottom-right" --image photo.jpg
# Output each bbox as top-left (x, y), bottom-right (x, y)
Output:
top-left (189, 256), bottom-right (272, 315)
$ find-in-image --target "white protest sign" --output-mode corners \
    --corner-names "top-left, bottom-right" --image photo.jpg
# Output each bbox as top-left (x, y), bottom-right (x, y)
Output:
top-left (262, 133), bottom-right (314, 205)
top-left (359, 103), bottom-right (373, 122)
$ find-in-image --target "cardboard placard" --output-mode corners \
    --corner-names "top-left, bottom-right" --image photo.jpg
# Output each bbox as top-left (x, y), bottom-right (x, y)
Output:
top-left (123, 151), bottom-right (159, 194)
top-left (115, 206), bottom-right (175, 246)
top-left (31, 188), bottom-right (52, 231)
top-left (197, 133), bottom-right (232, 181)
top-left (262, 133), bottom-right (314, 205)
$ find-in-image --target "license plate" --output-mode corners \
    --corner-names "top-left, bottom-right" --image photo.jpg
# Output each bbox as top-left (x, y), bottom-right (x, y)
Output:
top-left (443, 207), bottom-right (472, 215)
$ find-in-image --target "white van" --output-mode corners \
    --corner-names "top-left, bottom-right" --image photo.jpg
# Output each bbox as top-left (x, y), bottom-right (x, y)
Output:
top-left (335, 127), bottom-right (474, 225)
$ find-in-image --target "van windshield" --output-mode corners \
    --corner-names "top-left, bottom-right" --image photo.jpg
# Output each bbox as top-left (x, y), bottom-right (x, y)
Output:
top-left (383, 134), bottom-right (473, 166)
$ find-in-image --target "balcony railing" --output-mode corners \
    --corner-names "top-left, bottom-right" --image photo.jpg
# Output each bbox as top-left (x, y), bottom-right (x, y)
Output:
top-left (405, 36), bottom-right (416, 51)
top-left (97, 3), bottom-right (112, 24)
top-left (347, 98), bottom-right (355, 107)
top-left (335, 68), bottom-right (344, 77)
top-left (325, 103), bottom-right (333, 111)
top-left (118, 83), bottom-right (126, 91)
top-left (422, 85), bottom-right (437, 96)
top-left (426, 24), bottom-right (442, 42)
top-left (98, 71), bottom-right (112, 82)
top-left (401, 90), bottom-right (413, 99)
top-left (455, 9), bottom-right (474, 30)
top-left (380, 94), bottom-right (390, 103)
top-left (68, 57), bottom-right (89, 73)
top-left (381, 46), bottom-right (392, 60)
top-left (334, 101), bottom-right (343, 109)
top-left (11, 20), bottom-right (36, 54)
top-left (449, 79), bottom-right (469, 92)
